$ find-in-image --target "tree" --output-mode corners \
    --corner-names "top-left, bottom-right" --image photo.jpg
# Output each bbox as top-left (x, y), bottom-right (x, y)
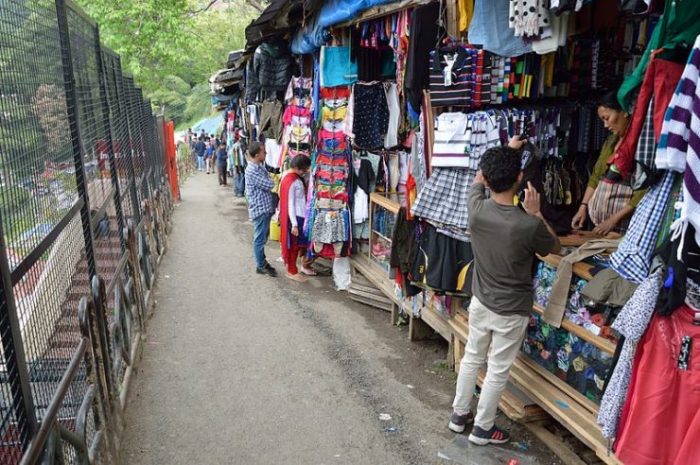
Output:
top-left (75, 0), bottom-right (258, 124)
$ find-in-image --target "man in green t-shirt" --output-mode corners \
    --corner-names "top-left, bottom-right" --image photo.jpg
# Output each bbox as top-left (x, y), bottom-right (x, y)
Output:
top-left (448, 137), bottom-right (561, 445)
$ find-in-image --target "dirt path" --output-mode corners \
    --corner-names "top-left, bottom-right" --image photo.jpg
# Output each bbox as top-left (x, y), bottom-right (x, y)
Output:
top-left (118, 173), bottom-right (561, 465)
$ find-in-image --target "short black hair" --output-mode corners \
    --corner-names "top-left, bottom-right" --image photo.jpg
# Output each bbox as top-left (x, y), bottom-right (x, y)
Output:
top-left (290, 155), bottom-right (311, 170)
top-left (479, 146), bottom-right (521, 193)
top-left (598, 91), bottom-right (623, 112)
top-left (248, 141), bottom-right (264, 157)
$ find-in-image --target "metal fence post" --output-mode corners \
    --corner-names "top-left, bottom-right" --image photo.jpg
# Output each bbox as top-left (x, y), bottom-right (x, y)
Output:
top-left (94, 28), bottom-right (127, 252)
top-left (0, 222), bottom-right (37, 452)
top-left (113, 72), bottom-right (142, 226)
top-left (55, 0), bottom-right (113, 412)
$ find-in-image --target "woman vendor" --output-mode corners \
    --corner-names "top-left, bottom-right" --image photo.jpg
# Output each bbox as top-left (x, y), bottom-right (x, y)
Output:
top-left (571, 92), bottom-right (646, 235)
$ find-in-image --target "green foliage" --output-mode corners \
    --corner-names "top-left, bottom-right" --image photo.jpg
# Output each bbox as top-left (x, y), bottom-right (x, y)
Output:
top-left (75, 0), bottom-right (257, 125)
top-left (181, 84), bottom-right (216, 129)
top-left (0, 186), bottom-right (31, 212)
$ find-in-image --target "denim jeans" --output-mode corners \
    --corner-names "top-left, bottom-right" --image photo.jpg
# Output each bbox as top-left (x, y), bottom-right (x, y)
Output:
top-left (197, 156), bottom-right (204, 171)
top-left (252, 213), bottom-right (272, 269)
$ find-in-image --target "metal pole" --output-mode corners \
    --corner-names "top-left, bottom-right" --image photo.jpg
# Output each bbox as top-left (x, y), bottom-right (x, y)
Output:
top-left (94, 28), bottom-right (127, 252)
top-left (0, 220), bottom-right (37, 450)
top-left (111, 64), bottom-right (141, 225)
top-left (55, 0), bottom-right (114, 413)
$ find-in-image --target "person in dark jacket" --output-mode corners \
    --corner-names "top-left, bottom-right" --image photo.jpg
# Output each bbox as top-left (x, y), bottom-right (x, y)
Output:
top-left (216, 142), bottom-right (228, 186)
top-left (194, 137), bottom-right (206, 171)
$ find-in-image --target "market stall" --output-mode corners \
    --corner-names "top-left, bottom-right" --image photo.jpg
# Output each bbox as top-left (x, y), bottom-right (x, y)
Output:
top-left (233, 0), bottom-right (700, 463)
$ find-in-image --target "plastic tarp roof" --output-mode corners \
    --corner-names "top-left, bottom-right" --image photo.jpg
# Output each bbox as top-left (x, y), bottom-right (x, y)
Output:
top-left (209, 68), bottom-right (244, 84)
top-left (291, 0), bottom-right (396, 54)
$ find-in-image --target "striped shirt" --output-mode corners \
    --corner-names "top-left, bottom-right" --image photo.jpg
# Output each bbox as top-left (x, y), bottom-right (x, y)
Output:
top-left (655, 35), bottom-right (700, 246)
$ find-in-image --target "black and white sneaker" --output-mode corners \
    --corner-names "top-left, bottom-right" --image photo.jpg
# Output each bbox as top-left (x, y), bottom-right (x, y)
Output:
top-left (448, 411), bottom-right (474, 433)
top-left (468, 425), bottom-right (511, 445)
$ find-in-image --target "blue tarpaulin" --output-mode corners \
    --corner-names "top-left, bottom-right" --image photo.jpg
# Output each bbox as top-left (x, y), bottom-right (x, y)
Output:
top-left (291, 0), bottom-right (395, 54)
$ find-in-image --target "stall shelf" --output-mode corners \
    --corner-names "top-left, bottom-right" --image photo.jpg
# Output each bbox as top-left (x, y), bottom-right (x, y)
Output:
top-left (367, 192), bottom-right (402, 274)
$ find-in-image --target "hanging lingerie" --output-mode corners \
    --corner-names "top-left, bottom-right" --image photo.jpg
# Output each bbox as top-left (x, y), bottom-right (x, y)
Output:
top-left (288, 125), bottom-right (312, 145)
top-left (321, 105), bottom-right (348, 121)
top-left (323, 98), bottom-right (349, 110)
top-left (320, 86), bottom-right (351, 100)
top-left (317, 129), bottom-right (348, 152)
top-left (316, 152), bottom-right (349, 167)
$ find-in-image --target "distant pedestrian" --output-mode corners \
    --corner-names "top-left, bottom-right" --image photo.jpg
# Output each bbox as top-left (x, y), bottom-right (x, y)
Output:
top-left (216, 142), bottom-right (228, 186)
top-left (278, 156), bottom-right (312, 282)
top-left (205, 139), bottom-right (215, 174)
top-left (245, 141), bottom-right (277, 277)
top-left (194, 137), bottom-right (206, 171)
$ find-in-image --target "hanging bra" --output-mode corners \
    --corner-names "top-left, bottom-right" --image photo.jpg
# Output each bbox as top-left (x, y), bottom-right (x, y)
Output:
top-left (320, 87), bottom-right (350, 100)
top-left (284, 105), bottom-right (311, 125)
top-left (288, 148), bottom-right (310, 159)
top-left (316, 153), bottom-right (348, 167)
top-left (323, 98), bottom-right (348, 110)
top-left (316, 164), bottom-right (350, 182)
top-left (288, 114), bottom-right (312, 127)
top-left (319, 129), bottom-right (347, 147)
top-left (321, 105), bottom-right (348, 121)
top-left (316, 185), bottom-right (349, 202)
top-left (288, 125), bottom-right (312, 145)
top-left (315, 198), bottom-right (346, 210)
top-left (318, 129), bottom-right (347, 152)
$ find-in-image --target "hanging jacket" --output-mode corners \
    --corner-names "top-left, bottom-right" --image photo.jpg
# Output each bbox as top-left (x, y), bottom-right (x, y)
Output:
top-left (617, 0), bottom-right (700, 112)
top-left (246, 42), bottom-right (293, 103)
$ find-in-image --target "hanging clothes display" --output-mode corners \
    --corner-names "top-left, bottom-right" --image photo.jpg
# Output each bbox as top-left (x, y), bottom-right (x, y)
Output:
top-left (597, 270), bottom-right (662, 440)
top-left (404, 2), bottom-right (443, 112)
top-left (352, 82), bottom-right (390, 149)
top-left (469, 0), bottom-right (532, 58)
top-left (411, 168), bottom-right (473, 243)
top-left (655, 35), bottom-right (700, 248)
top-left (614, 305), bottom-right (700, 465)
top-left (310, 86), bottom-right (353, 258)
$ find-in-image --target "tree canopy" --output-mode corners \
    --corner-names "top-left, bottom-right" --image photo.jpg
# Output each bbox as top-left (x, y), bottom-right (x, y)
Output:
top-left (75, 0), bottom-right (259, 126)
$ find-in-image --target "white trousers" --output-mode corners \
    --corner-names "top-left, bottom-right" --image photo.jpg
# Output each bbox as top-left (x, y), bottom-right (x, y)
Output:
top-left (452, 297), bottom-right (529, 429)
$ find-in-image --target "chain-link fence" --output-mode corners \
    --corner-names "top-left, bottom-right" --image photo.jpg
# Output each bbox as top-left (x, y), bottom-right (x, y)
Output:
top-left (0, 1), bottom-right (173, 464)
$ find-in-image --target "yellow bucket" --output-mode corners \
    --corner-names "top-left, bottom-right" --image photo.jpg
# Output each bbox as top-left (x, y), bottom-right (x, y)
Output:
top-left (269, 218), bottom-right (281, 241)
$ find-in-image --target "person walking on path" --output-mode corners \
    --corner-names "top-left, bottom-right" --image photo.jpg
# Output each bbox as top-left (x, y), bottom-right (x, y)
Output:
top-left (448, 136), bottom-right (561, 445)
top-left (245, 141), bottom-right (277, 277)
top-left (205, 139), bottom-right (215, 175)
top-left (216, 141), bottom-right (228, 186)
top-left (194, 137), bottom-right (206, 172)
top-left (278, 156), bottom-right (313, 282)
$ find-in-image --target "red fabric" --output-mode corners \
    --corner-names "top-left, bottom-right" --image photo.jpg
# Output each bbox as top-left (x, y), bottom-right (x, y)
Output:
top-left (278, 172), bottom-right (301, 262)
top-left (320, 86), bottom-right (350, 99)
top-left (285, 241), bottom-right (301, 275)
top-left (405, 174), bottom-right (416, 220)
top-left (615, 306), bottom-right (700, 465)
top-left (611, 57), bottom-right (684, 179)
top-left (283, 105), bottom-right (311, 126)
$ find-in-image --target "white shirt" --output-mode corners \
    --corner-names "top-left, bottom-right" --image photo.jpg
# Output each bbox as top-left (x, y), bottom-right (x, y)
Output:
top-left (287, 177), bottom-right (306, 227)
